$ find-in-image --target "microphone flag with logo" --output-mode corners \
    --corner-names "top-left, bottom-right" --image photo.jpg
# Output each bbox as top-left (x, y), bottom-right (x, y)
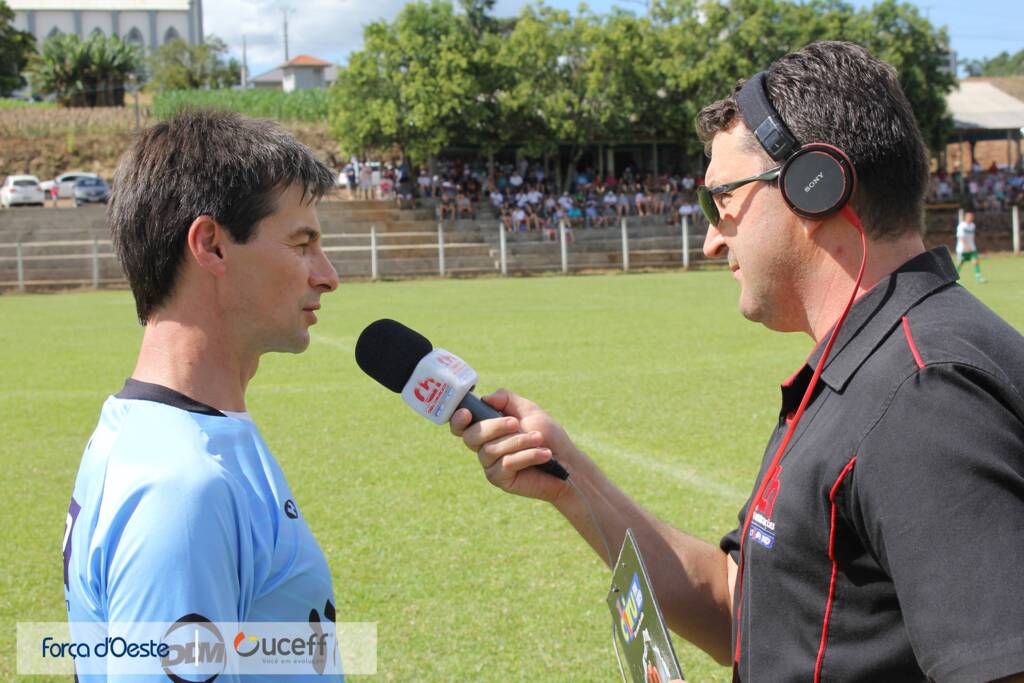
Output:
top-left (354, 319), bottom-right (569, 480)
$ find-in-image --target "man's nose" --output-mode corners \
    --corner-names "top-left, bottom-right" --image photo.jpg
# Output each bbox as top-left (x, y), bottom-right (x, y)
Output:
top-left (703, 222), bottom-right (727, 260)
top-left (312, 250), bottom-right (339, 292)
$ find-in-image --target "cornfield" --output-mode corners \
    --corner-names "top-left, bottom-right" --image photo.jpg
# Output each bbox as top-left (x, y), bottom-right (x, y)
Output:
top-left (0, 105), bottom-right (151, 138)
top-left (0, 100), bottom-right (56, 110)
top-left (152, 89), bottom-right (331, 122)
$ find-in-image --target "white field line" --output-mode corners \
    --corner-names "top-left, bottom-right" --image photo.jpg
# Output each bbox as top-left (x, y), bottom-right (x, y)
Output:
top-left (573, 432), bottom-right (746, 501)
top-left (311, 333), bottom-right (354, 353)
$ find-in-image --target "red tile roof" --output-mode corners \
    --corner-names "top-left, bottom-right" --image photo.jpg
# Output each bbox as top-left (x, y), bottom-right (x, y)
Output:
top-left (284, 55), bottom-right (331, 67)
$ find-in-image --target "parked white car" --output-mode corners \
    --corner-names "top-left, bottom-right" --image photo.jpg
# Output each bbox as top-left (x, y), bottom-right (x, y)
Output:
top-left (1, 175), bottom-right (46, 207)
top-left (40, 171), bottom-right (100, 200)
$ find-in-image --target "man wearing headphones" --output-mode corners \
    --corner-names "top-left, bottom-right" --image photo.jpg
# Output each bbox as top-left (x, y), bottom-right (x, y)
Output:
top-left (451, 41), bottom-right (1024, 681)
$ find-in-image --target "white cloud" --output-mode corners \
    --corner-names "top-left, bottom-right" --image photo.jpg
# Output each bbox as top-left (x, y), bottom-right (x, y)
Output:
top-left (204, 0), bottom-right (602, 77)
top-left (204, 0), bottom-right (409, 76)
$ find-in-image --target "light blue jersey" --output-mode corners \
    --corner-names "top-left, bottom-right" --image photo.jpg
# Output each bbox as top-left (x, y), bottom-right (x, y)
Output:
top-left (63, 379), bottom-right (341, 680)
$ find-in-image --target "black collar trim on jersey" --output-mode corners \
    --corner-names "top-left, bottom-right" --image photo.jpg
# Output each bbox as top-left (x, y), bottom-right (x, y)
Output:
top-left (116, 378), bottom-right (226, 417)
top-left (808, 247), bottom-right (959, 392)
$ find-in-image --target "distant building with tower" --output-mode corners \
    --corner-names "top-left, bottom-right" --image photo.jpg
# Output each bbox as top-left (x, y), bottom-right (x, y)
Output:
top-left (8, 0), bottom-right (204, 53)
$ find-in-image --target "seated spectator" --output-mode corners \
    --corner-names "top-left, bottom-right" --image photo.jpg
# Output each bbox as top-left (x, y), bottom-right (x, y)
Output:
top-left (489, 189), bottom-right (505, 218)
top-left (584, 200), bottom-right (603, 229)
top-left (345, 164), bottom-right (357, 200)
top-left (509, 172), bottom-right (524, 190)
top-left (527, 185), bottom-right (544, 208)
top-left (603, 189), bottom-right (618, 217)
top-left (635, 188), bottom-right (648, 217)
top-left (543, 194), bottom-right (558, 221)
top-left (416, 168), bottom-right (431, 198)
top-left (500, 204), bottom-right (514, 232)
top-left (511, 206), bottom-right (528, 232)
top-left (438, 182), bottom-right (457, 222)
top-left (379, 172), bottom-right (394, 200)
top-left (617, 189), bottom-right (630, 219)
top-left (456, 191), bottom-right (475, 220)
top-left (396, 178), bottom-right (416, 209)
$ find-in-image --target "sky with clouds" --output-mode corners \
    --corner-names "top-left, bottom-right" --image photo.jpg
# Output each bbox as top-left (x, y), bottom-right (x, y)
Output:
top-left (204, 0), bottom-right (1023, 80)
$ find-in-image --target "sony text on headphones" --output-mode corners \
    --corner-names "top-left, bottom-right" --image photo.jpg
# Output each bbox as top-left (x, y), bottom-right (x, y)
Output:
top-left (736, 71), bottom-right (857, 220)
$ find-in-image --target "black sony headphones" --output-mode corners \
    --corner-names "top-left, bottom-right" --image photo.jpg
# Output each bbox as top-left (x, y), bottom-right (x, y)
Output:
top-left (736, 71), bottom-right (857, 220)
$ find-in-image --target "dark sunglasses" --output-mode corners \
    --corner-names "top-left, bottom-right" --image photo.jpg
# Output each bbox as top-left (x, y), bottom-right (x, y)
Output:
top-left (697, 167), bottom-right (781, 226)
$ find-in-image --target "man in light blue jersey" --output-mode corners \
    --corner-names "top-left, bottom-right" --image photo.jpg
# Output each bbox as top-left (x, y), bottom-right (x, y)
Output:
top-left (61, 110), bottom-right (343, 681)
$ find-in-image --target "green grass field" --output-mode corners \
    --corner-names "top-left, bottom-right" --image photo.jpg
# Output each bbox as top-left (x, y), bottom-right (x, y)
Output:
top-left (2, 256), bottom-right (1022, 682)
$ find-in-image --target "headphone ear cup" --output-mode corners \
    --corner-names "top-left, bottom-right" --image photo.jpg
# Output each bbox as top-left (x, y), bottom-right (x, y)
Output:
top-left (779, 144), bottom-right (856, 219)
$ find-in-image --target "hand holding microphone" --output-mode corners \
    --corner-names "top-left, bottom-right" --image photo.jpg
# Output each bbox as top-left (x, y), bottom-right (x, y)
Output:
top-left (354, 319), bottom-right (572, 495)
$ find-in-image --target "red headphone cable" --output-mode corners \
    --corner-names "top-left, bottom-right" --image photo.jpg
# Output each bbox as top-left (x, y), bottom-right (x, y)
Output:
top-left (732, 205), bottom-right (866, 669)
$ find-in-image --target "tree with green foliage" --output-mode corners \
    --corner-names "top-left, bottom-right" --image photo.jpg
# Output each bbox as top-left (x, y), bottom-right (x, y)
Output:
top-left (853, 0), bottom-right (956, 153)
top-left (0, 0), bottom-right (36, 96)
top-left (27, 32), bottom-right (142, 107)
top-left (330, 0), bottom-right (483, 164)
top-left (652, 0), bottom-right (955, 155)
top-left (329, 0), bottom-right (957, 167)
top-left (459, 0), bottom-right (497, 38)
top-left (965, 49), bottom-right (1024, 78)
top-left (494, 5), bottom-right (663, 188)
top-left (146, 35), bottom-right (240, 91)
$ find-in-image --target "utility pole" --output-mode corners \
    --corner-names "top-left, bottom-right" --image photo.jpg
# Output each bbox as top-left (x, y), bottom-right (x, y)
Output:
top-left (282, 8), bottom-right (290, 62)
top-left (129, 73), bottom-right (140, 132)
top-left (242, 34), bottom-right (249, 87)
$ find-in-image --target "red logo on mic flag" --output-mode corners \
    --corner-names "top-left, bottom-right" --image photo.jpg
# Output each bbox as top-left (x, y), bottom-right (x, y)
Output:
top-left (413, 377), bottom-right (444, 404)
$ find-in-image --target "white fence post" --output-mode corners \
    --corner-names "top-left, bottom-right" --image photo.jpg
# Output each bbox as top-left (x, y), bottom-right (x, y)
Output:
top-left (16, 242), bottom-right (24, 291)
top-left (437, 221), bottom-right (446, 277)
top-left (559, 220), bottom-right (568, 274)
top-left (499, 223), bottom-right (507, 275)
top-left (1013, 205), bottom-right (1020, 255)
top-left (91, 239), bottom-right (100, 289)
top-left (370, 225), bottom-right (379, 280)
top-left (682, 215), bottom-right (690, 270)
top-left (620, 218), bottom-right (629, 272)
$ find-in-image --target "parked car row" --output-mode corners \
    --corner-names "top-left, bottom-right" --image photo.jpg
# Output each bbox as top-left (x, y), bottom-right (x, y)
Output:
top-left (1, 172), bottom-right (110, 208)
top-left (1, 175), bottom-right (46, 207)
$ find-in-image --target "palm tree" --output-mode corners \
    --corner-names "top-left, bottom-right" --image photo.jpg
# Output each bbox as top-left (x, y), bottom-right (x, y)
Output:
top-left (27, 33), bottom-right (141, 107)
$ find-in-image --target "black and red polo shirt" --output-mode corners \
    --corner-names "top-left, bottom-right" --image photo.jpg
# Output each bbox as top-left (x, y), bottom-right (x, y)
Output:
top-left (722, 247), bottom-right (1024, 682)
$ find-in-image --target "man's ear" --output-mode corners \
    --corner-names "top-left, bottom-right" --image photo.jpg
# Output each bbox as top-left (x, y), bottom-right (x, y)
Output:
top-left (802, 214), bottom-right (827, 240)
top-left (186, 216), bottom-right (227, 277)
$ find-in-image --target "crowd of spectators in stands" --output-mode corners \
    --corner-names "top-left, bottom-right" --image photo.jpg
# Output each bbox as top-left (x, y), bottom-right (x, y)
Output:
top-left (379, 157), bottom-right (708, 235)
top-left (926, 160), bottom-right (1024, 210)
top-left (343, 155), bottom-right (1024, 236)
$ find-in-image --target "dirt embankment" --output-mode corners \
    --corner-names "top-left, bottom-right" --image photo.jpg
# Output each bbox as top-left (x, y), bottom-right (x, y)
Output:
top-left (1, 106), bottom-right (344, 181)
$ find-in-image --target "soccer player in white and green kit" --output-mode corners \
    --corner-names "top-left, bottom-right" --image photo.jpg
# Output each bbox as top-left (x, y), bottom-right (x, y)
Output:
top-left (61, 111), bottom-right (344, 681)
top-left (955, 210), bottom-right (986, 283)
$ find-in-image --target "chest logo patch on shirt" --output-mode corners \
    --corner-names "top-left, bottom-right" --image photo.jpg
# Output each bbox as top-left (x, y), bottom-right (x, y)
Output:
top-left (750, 467), bottom-right (781, 550)
top-left (284, 499), bottom-right (299, 519)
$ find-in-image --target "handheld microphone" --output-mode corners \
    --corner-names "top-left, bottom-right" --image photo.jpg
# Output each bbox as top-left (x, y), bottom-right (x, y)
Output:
top-left (354, 319), bottom-right (570, 480)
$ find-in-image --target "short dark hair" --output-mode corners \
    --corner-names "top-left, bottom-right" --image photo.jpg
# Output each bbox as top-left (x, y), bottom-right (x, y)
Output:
top-left (696, 41), bottom-right (929, 240)
top-left (109, 109), bottom-right (336, 323)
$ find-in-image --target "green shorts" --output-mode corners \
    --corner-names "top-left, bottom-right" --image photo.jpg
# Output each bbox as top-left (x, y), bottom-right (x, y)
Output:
top-left (958, 251), bottom-right (978, 261)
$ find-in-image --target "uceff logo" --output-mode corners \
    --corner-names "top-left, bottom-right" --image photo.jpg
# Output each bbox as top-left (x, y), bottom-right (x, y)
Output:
top-left (617, 573), bottom-right (645, 644)
top-left (232, 630), bottom-right (330, 658)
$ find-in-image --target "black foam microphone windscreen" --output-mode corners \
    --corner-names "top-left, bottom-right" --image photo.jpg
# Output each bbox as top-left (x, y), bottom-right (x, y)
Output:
top-left (354, 319), bottom-right (433, 393)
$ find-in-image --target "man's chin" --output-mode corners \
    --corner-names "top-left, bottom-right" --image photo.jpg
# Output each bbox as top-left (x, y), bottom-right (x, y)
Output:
top-left (268, 332), bottom-right (311, 354)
